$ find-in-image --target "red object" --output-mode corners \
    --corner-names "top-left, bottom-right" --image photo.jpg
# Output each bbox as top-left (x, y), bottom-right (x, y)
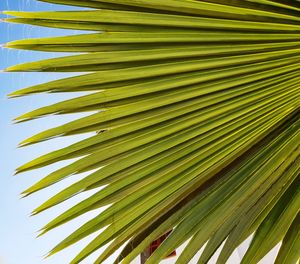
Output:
top-left (149, 231), bottom-right (176, 259)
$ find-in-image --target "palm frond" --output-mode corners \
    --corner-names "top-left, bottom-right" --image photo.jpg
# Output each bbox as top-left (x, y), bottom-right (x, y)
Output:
top-left (4, 0), bottom-right (300, 263)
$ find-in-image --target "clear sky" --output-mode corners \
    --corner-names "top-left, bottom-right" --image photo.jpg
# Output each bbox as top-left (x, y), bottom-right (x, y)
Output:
top-left (0, 1), bottom-right (280, 264)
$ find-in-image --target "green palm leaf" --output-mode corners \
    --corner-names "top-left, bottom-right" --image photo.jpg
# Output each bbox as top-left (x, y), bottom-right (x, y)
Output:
top-left (4, 0), bottom-right (300, 263)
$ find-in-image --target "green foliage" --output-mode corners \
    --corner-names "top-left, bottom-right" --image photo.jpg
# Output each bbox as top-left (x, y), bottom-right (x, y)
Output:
top-left (4, 0), bottom-right (300, 263)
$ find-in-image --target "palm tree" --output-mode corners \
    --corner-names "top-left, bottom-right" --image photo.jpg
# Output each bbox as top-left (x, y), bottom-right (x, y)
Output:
top-left (4, 0), bottom-right (300, 263)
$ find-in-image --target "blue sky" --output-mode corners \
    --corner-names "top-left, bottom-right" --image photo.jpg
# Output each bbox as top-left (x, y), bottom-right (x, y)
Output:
top-left (0, 1), bottom-right (108, 263)
top-left (0, 1), bottom-right (280, 264)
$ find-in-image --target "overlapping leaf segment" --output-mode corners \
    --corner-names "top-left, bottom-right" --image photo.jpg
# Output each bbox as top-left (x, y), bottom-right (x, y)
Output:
top-left (4, 0), bottom-right (300, 263)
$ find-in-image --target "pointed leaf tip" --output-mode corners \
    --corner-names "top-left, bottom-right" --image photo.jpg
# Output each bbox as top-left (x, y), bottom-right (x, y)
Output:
top-left (13, 112), bottom-right (35, 123)
top-left (31, 210), bottom-right (38, 216)
top-left (21, 188), bottom-right (33, 198)
top-left (14, 170), bottom-right (21, 176)
top-left (44, 252), bottom-right (53, 260)
top-left (4, 66), bottom-right (17, 72)
top-left (2, 10), bottom-right (11, 15)
top-left (1, 43), bottom-right (9, 48)
top-left (21, 192), bottom-right (30, 199)
top-left (18, 139), bottom-right (33, 148)
top-left (17, 142), bottom-right (28, 148)
top-left (46, 244), bottom-right (65, 259)
top-left (13, 118), bottom-right (28, 125)
top-left (2, 11), bottom-right (24, 18)
top-left (36, 229), bottom-right (47, 238)
top-left (7, 91), bottom-right (23, 98)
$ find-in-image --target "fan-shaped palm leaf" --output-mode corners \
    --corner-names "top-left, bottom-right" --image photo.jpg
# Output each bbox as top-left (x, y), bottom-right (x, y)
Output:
top-left (4, 0), bottom-right (300, 263)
